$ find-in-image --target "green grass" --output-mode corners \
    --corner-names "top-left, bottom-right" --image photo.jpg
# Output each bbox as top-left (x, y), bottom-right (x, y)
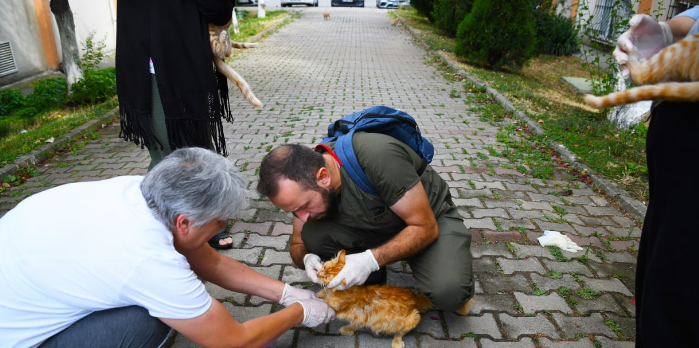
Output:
top-left (0, 98), bottom-right (118, 167)
top-left (396, 8), bottom-right (649, 203)
top-left (230, 10), bottom-right (293, 42)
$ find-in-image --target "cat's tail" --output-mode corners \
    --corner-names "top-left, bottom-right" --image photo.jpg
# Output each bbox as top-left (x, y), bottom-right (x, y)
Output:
top-left (584, 82), bottom-right (699, 108)
top-left (414, 293), bottom-right (433, 313)
top-left (213, 56), bottom-right (264, 108)
top-left (231, 42), bottom-right (259, 50)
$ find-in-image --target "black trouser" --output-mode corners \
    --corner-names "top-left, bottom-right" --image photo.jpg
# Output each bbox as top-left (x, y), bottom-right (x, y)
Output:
top-left (39, 306), bottom-right (171, 348)
top-left (302, 216), bottom-right (474, 311)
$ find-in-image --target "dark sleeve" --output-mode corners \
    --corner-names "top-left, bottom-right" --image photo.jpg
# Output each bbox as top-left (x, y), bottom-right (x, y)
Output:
top-left (197, 0), bottom-right (234, 25)
top-left (352, 133), bottom-right (422, 207)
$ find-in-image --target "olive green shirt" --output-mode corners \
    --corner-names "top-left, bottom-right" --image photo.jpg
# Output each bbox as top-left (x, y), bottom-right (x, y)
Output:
top-left (323, 132), bottom-right (462, 234)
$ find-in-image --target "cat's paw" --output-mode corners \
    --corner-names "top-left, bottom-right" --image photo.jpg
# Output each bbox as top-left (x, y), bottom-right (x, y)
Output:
top-left (391, 337), bottom-right (405, 348)
top-left (339, 326), bottom-right (356, 336)
top-left (316, 290), bottom-right (326, 299)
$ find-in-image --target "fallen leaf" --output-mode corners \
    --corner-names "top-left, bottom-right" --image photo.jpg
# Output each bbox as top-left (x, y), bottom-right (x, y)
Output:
top-left (538, 119), bottom-right (544, 123)
top-left (45, 137), bottom-right (55, 143)
top-left (2, 183), bottom-right (10, 188)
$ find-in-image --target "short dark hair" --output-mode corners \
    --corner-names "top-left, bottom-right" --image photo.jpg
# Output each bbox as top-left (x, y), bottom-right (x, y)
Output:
top-left (257, 144), bottom-right (326, 198)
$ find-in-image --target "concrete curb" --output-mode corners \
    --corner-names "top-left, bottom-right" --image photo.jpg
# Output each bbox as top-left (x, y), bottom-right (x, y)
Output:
top-left (398, 18), bottom-right (647, 222)
top-left (0, 108), bottom-right (120, 180)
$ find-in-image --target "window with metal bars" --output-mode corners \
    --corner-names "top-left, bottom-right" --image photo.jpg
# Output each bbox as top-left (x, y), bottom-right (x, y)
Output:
top-left (588, 0), bottom-right (633, 43)
top-left (666, 0), bottom-right (699, 19)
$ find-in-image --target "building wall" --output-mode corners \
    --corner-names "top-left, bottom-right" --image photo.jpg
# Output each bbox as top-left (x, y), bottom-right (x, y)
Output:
top-left (0, 0), bottom-right (116, 87)
top-left (0, 0), bottom-right (48, 84)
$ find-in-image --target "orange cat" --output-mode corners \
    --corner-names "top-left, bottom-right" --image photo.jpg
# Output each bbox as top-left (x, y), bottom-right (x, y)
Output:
top-left (209, 23), bottom-right (263, 108)
top-left (323, 12), bottom-right (330, 20)
top-left (316, 250), bottom-right (432, 348)
top-left (585, 33), bottom-right (699, 108)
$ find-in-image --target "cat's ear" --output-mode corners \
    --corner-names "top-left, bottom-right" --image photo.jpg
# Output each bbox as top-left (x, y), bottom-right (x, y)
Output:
top-left (338, 249), bottom-right (346, 263)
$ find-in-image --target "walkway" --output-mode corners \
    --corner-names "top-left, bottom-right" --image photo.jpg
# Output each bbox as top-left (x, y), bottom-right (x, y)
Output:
top-left (0, 7), bottom-right (637, 348)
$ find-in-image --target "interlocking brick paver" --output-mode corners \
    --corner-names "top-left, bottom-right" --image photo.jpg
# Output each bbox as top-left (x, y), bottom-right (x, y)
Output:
top-left (480, 337), bottom-right (536, 348)
top-left (514, 293), bottom-right (573, 314)
top-left (0, 6), bottom-right (644, 347)
top-left (499, 313), bottom-right (559, 339)
top-left (443, 312), bottom-right (502, 339)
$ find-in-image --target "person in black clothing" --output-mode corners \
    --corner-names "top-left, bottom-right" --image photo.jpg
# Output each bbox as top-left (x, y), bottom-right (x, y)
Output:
top-left (612, 9), bottom-right (699, 348)
top-left (116, 0), bottom-right (237, 249)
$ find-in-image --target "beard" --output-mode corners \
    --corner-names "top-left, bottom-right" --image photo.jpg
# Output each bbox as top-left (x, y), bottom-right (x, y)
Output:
top-left (313, 186), bottom-right (340, 221)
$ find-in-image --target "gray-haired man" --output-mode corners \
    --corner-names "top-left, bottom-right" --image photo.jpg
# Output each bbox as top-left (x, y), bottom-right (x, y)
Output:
top-left (0, 147), bottom-right (334, 348)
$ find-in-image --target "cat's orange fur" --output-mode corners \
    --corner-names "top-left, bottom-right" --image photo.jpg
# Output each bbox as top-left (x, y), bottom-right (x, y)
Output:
top-left (209, 24), bottom-right (263, 108)
top-left (323, 12), bottom-right (330, 20)
top-left (585, 34), bottom-right (699, 108)
top-left (391, 18), bottom-right (400, 26)
top-left (316, 250), bottom-right (432, 348)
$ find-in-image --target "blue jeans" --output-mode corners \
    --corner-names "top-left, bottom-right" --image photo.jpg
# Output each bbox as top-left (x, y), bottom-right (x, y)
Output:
top-left (39, 306), bottom-right (171, 348)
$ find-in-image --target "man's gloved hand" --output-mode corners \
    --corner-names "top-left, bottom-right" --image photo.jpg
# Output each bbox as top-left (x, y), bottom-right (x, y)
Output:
top-left (294, 299), bottom-right (335, 327)
top-left (303, 253), bottom-right (323, 284)
top-left (613, 14), bottom-right (673, 77)
top-left (279, 283), bottom-right (316, 307)
top-left (209, 20), bottom-right (233, 60)
top-left (326, 249), bottom-right (379, 290)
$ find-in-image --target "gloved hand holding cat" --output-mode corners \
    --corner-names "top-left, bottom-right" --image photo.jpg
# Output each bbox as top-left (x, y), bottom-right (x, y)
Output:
top-left (279, 283), bottom-right (335, 327)
top-left (325, 249), bottom-right (380, 290)
top-left (613, 14), bottom-right (673, 77)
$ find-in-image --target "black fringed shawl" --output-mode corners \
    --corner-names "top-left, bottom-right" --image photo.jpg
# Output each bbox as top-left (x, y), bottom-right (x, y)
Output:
top-left (116, 0), bottom-right (234, 156)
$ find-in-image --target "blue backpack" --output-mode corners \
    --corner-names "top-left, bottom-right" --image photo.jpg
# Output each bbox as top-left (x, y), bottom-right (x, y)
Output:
top-left (317, 106), bottom-right (434, 196)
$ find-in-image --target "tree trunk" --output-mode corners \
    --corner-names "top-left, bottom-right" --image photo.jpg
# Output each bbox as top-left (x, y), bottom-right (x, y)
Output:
top-left (50, 0), bottom-right (82, 93)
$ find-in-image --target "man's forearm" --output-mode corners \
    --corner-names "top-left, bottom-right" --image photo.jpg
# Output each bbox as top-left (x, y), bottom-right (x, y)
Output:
top-left (372, 224), bottom-right (438, 267)
top-left (290, 242), bottom-right (307, 269)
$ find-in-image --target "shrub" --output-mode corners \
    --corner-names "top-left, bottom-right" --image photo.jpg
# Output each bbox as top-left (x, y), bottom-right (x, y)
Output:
top-left (532, 1), bottom-right (579, 56)
top-left (15, 78), bottom-right (67, 118)
top-left (0, 89), bottom-right (25, 118)
top-left (69, 67), bottom-right (117, 105)
top-left (455, 0), bottom-right (537, 71)
top-left (432, 0), bottom-right (474, 37)
top-left (410, 0), bottom-right (437, 22)
top-left (79, 31), bottom-right (107, 71)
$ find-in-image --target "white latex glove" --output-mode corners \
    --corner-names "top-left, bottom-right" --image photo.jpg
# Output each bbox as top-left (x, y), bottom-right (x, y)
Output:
top-left (303, 253), bottom-right (323, 284)
top-left (537, 231), bottom-right (583, 252)
top-left (209, 20), bottom-right (233, 60)
top-left (326, 249), bottom-right (379, 290)
top-left (294, 299), bottom-right (336, 327)
top-left (613, 14), bottom-right (673, 77)
top-left (279, 283), bottom-right (316, 307)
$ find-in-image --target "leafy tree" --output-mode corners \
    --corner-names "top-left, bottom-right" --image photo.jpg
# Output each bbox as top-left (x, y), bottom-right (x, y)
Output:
top-left (410, 0), bottom-right (437, 22)
top-left (455, 0), bottom-right (537, 71)
top-left (49, 0), bottom-right (83, 93)
top-left (432, 0), bottom-right (474, 37)
top-left (532, 0), bottom-right (579, 56)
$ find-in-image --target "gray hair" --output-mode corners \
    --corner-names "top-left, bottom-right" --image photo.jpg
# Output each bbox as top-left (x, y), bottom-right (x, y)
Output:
top-left (140, 147), bottom-right (248, 230)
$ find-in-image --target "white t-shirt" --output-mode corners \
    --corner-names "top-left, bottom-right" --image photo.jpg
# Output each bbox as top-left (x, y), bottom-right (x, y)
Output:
top-left (0, 176), bottom-right (212, 348)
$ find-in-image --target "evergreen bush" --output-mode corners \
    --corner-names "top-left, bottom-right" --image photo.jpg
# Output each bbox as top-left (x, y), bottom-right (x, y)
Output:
top-left (410, 0), bottom-right (437, 22)
top-left (532, 1), bottom-right (579, 56)
top-left (432, 0), bottom-right (474, 37)
top-left (455, 0), bottom-right (537, 71)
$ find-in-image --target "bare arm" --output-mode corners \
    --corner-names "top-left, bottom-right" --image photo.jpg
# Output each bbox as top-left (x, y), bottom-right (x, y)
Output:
top-left (161, 299), bottom-right (303, 348)
top-left (667, 15), bottom-right (697, 42)
top-left (182, 245), bottom-right (285, 303)
top-left (370, 181), bottom-right (439, 266)
top-left (290, 216), bottom-right (307, 269)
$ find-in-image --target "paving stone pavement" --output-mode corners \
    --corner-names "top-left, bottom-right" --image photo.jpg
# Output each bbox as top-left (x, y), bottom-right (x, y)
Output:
top-left (0, 7), bottom-right (639, 348)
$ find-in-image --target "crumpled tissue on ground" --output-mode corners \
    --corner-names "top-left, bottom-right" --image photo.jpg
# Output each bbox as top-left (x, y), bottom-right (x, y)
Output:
top-left (537, 230), bottom-right (583, 252)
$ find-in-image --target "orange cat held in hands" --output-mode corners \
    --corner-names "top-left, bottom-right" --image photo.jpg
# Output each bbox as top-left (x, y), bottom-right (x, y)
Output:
top-left (585, 33), bottom-right (699, 108)
top-left (316, 250), bottom-right (432, 348)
